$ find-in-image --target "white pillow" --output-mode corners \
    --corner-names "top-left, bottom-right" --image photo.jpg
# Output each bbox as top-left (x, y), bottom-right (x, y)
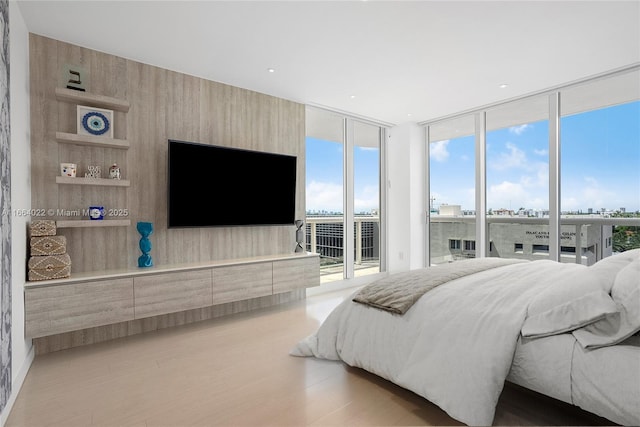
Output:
top-left (521, 263), bottom-right (616, 338)
top-left (521, 290), bottom-right (617, 338)
top-left (573, 259), bottom-right (640, 349)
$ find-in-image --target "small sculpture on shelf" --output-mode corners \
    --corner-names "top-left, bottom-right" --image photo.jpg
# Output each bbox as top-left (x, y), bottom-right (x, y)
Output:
top-left (137, 221), bottom-right (154, 268)
top-left (88, 206), bottom-right (105, 221)
top-left (60, 162), bottom-right (77, 177)
top-left (109, 163), bottom-right (121, 180)
top-left (85, 165), bottom-right (101, 179)
top-left (295, 219), bottom-right (305, 253)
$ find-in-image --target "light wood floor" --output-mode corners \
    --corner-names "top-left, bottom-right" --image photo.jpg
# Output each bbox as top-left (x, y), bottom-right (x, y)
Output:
top-left (7, 287), bottom-right (614, 427)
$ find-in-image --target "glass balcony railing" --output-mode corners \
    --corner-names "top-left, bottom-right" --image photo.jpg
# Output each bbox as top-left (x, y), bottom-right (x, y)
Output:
top-left (430, 215), bottom-right (640, 266)
top-left (304, 216), bottom-right (380, 279)
top-left (303, 214), bottom-right (638, 280)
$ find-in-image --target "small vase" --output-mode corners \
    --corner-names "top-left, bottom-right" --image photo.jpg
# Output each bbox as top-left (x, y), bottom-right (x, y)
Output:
top-left (137, 221), bottom-right (154, 268)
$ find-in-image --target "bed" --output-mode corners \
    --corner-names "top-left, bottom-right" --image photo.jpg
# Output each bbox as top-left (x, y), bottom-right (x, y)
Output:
top-left (291, 249), bottom-right (640, 426)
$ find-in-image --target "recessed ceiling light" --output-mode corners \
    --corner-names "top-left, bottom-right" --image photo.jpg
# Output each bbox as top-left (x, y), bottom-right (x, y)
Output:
top-left (499, 84), bottom-right (508, 89)
top-left (267, 68), bottom-right (275, 73)
top-left (407, 113), bottom-right (412, 117)
top-left (350, 95), bottom-right (356, 99)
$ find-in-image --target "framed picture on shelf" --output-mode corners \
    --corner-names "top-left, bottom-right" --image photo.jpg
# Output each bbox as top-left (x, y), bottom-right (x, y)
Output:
top-left (77, 105), bottom-right (114, 138)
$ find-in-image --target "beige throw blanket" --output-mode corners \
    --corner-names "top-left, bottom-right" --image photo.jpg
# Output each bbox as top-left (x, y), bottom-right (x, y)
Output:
top-left (353, 257), bottom-right (527, 315)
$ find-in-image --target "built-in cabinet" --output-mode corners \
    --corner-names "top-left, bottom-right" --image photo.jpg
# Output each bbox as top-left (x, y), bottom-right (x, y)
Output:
top-left (24, 253), bottom-right (320, 339)
top-left (25, 278), bottom-right (135, 338)
top-left (134, 270), bottom-right (213, 319)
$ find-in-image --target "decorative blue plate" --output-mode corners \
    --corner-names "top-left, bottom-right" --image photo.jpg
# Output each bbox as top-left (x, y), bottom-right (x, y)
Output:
top-left (82, 111), bottom-right (110, 136)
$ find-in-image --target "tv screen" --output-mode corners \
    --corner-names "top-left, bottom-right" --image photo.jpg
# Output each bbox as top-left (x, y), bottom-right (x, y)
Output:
top-left (168, 140), bottom-right (297, 228)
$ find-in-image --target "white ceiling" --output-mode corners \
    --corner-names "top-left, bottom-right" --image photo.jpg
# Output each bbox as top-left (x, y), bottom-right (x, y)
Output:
top-left (17, 0), bottom-right (640, 126)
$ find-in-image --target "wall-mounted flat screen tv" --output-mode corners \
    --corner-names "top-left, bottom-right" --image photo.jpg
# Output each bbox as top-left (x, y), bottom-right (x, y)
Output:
top-left (168, 140), bottom-right (297, 228)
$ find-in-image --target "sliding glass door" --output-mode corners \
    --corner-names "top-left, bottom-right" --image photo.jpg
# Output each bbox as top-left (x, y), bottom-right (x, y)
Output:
top-left (306, 107), bottom-right (386, 283)
top-left (352, 121), bottom-right (381, 276)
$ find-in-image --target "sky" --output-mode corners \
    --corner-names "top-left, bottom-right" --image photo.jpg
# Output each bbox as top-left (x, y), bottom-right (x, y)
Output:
top-left (306, 137), bottom-right (380, 214)
top-left (306, 101), bottom-right (640, 215)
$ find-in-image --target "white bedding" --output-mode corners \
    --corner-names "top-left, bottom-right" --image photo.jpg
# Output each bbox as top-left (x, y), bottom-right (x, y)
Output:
top-left (507, 334), bottom-right (575, 405)
top-left (508, 334), bottom-right (640, 426)
top-left (572, 335), bottom-right (640, 425)
top-left (291, 251), bottom-right (640, 426)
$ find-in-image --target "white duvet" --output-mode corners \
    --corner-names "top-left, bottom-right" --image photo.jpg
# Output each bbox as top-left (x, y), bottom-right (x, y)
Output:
top-left (290, 260), bottom-right (608, 426)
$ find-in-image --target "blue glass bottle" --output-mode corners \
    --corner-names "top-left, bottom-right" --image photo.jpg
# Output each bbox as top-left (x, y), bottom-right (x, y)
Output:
top-left (137, 221), bottom-right (154, 268)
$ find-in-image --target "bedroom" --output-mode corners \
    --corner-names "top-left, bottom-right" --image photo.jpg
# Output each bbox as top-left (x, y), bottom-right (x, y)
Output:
top-left (1, 1), bottom-right (639, 426)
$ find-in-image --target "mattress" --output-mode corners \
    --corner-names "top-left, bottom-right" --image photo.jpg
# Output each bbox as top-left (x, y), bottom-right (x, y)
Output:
top-left (507, 333), bottom-right (640, 426)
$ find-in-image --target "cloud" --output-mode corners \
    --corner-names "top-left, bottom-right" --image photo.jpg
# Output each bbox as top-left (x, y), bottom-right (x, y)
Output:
top-left (490, 142), bottom-right (527, 170)
top-left (488, 181), bottom-right (526, 209)
top-left (520, 162), bottom-right (548, 188)
top-left (509, 124), bottom-right (532, 135)
top-left (306, 181), bottom-right (380, 214)
top-left (306, 180), bottom-right (343, 212)
top-left (488, 180), bottom-right (549, 210)
top-left (354, 185), bottom-right (379, 213)
top-left (430, 140), bottom-right (450, 162)
top-left (534, 149), bottom-right (548, 156)
top-left (580, 176), bottom-right (616, 209)
top-left (561, 176), bottom-right (621, 211)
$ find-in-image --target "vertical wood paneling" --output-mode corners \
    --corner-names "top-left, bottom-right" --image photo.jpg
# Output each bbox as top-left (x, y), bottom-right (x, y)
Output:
top-left (30, 34), bottom-right (305, 274)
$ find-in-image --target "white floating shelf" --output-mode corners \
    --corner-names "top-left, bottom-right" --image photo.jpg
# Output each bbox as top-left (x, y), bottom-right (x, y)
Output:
top-left (56, 176), bottom-right (130, 187)
top-left (56, 132), bottom-right (130, 150)
top-left (55, 88), bottom-right (130, 112)
top-left (56, 219), bottom-right (131, 228)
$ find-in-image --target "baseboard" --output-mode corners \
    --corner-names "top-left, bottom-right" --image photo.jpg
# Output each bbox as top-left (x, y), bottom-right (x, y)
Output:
top-left (0, 344), bottom-right (35, 427)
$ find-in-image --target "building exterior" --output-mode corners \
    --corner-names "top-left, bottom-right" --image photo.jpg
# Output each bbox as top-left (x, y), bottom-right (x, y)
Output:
top-left (430, 216), bottom-right (613, 266)
top-left (305, 216), bottom-right (380, 266)
top-left (305, 212), bottom-right (617, 270)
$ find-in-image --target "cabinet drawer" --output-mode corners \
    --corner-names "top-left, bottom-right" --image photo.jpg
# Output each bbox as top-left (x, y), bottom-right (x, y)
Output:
top-left (213, 262), bottom-right (272, 304)
top-left (134, 270), bottom-right (212, 318)
top-left (25, 278), bottom-right (134, 338)
top-left (273, 256), bottom-right (320, 293)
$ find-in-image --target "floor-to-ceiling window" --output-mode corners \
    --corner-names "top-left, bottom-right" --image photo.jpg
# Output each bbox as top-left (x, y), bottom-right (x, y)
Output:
top-left (486, 95), bottom-right (550, 261)
top-left (305, 106), bottom-right (387, 283)
top-left (428, 114), bottom-right (475, 265)
top-left (305, 108), bottom-right (345, 282)
top-left (560, 69), bottom-right (640, 262)
top-left (352, 121), bottom-right (382, 276)
top-left (422, 65), bottom-right (640, 266)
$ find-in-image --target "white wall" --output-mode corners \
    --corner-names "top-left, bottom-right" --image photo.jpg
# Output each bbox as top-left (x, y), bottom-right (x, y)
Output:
top-left (387, 122), bottom-right (425, 273)
top-left (2, 1), bottom-right (33, 425)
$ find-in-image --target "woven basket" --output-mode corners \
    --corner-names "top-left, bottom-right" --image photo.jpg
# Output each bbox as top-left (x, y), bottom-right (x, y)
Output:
top-left (30, 220), bottom-right (57, 237)
top-left (30, 235), bottom-right (67, 256)
top-left (28, 254), bottom-right (71, 281)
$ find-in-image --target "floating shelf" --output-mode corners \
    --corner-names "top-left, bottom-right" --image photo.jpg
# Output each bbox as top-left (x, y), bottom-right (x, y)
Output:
top-left (56, 176), bottom-right (130, 187)
top-left (56, 219), bottom-right (131, 228)
top-left (55, 88), bottom-right (130, 112)
top-left (56, 132), bottom-right (130, 150)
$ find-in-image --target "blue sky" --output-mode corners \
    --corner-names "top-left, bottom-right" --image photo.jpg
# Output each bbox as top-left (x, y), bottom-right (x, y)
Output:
top-left (432, 101), bottom-right (640, 212)
top-left (306, 138), bottom-right (380, 213)
top-left (307, 101), bottom-right (640, 214)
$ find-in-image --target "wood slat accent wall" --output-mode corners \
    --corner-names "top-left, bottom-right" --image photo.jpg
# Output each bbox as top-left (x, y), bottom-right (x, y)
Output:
top-left (29, 34), bottom-right (306, 274)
